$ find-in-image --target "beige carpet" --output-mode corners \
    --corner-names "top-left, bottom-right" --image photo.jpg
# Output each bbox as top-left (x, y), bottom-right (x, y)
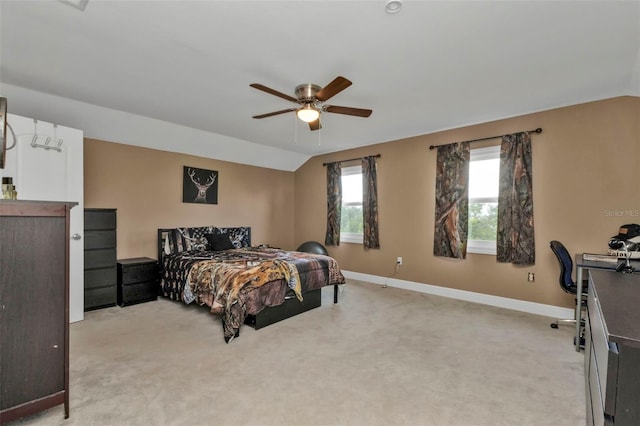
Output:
top-left (8, 280), bottom-right (585, 426)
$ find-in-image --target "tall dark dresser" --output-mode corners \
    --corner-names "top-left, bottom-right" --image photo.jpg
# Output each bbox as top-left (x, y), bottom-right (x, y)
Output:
top-left (84, 208), bottom-right (117, 310)
top-left (0, 200), bottom-right (76, 423)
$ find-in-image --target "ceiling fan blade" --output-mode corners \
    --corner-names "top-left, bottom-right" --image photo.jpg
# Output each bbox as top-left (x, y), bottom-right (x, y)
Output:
top-left (308, 117), bottom-right (322, 131)
top-left (250, 83), bottom-right (298, 103)
top-left (315, 76), bottom-right (352, 102)
top-left (252, 108), bottom-right (297, 119)
top-left (324, 105), bottom-right (372, 117)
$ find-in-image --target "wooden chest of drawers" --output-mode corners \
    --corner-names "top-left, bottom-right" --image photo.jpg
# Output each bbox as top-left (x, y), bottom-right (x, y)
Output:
top-left (1, 200), bottom-right (76, 422)
top-left (117, 257), bottom-right (159, 307)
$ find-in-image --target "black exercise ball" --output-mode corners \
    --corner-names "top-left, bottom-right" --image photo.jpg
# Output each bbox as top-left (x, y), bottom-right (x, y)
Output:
top-left (296, 241), bottom-right (329, 255)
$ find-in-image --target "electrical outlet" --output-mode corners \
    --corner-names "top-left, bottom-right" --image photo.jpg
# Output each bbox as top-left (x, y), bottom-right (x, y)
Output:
top-left (396, 256), bottom-right (403, 265)
top-left (528, 272), bottom-right (535, 282)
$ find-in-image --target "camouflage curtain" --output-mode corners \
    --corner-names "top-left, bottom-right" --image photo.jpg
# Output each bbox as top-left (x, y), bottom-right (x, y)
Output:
top-left (362, 156), bottom-right (380, 249)
top-left (433, 142), bottom-right (470, 259)
top-left (325, 162), bottom-right (342, 246)
top-left (497, 132), bottom-right (535, 265)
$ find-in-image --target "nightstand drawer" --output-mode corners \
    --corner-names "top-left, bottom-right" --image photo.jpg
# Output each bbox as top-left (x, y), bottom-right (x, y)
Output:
top-left (119, 280), bottom-right (158, 306)
top-left (120, 262), bottom-right (158, 285)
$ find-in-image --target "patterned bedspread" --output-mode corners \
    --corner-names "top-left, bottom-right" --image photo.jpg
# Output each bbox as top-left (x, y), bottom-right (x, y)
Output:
top-left (161, 247), bottom-right (345, 342)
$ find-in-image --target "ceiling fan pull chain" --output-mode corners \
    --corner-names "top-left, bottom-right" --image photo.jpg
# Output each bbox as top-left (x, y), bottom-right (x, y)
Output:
top-left (293, 113), bottom-right (298, 145)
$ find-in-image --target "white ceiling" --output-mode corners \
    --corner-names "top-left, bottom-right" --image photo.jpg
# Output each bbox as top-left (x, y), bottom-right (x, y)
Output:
top-left (1, 1), bottom-right (639, 170)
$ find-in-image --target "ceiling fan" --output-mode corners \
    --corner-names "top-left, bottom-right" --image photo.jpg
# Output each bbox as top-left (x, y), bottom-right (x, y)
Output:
top-left (250, 76), bottom-right (372, 131)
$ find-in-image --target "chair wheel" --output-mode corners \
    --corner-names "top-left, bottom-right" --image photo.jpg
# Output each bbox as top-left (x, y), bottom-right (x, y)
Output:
top-left (550, 323), bottom-right (559, 329)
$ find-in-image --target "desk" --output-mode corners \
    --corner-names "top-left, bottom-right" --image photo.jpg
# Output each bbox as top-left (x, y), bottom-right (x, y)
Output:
top-left (574, 254), bottom-right (640, 352)
top-left (585, 271), bottom-right (640, 425)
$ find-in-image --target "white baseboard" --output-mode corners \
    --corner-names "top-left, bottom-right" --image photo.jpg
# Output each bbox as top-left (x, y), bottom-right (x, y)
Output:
top-left (342, 270), bottom-right (574, 320)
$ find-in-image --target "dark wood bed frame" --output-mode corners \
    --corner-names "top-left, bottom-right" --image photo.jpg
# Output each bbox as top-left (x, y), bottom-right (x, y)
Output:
top-left (156, 228), bottom-right (339, 330)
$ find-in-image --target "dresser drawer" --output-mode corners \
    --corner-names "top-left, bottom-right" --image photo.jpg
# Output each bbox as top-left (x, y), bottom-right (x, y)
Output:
top-left (84, 267), bottom-right (117, 289)
top-left (85, 248), bottom-right (117, 269)
top-left (84, 230), bottom-right (116, 250)
top-left (84, 209), bottom-right (116, 230)
top-left (84, 209), bottom-right (116, 231)
top-left (85, 286), bottom-right (116, 310)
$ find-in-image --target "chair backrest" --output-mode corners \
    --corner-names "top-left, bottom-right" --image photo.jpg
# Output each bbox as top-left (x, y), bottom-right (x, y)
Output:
top-left (549, 240), bottom-right (576, 294)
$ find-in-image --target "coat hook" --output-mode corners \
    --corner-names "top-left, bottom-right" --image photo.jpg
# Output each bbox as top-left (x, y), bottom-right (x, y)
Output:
top-left (29, 120), bottom-right (63, 152)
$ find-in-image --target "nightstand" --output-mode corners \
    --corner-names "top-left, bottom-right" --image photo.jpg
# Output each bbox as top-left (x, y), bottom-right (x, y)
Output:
top-left (117, 257), bottom-right (159, 307)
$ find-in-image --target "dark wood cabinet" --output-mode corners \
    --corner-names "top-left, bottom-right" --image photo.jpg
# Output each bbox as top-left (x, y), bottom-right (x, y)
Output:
top-left (586, 270), bottom-right (640, 426)
top-left (117, 257), bottom-right (159, 307)
top-left (84, 208), bottom-right (117, 310)
top-left (0, 200), bottom-right (76, 423)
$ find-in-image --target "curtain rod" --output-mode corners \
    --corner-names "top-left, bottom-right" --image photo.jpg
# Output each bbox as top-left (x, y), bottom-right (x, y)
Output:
top-left (428, 128), bottom-right (542, 150)
top-left (322, 154), bottom-right (381, 166)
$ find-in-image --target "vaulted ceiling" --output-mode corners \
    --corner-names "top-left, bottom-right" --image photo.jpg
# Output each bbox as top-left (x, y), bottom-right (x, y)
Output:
top-left (1, 1), bottom-right (638, 171)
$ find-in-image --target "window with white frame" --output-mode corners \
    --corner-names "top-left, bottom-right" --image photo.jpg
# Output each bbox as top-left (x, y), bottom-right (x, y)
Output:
top-left (340, 165), bottom-right (363, 244)
top-left (468, 146), bottom-right (500, 255)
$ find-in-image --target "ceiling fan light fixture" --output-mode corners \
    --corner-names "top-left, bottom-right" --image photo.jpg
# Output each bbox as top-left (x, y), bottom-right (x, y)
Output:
top-left (250, 76), bottom-right (371, 130)
top-left (297, 104), bottom-right (320, 123)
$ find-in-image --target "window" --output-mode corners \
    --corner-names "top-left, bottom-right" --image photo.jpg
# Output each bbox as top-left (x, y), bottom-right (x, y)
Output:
top-left (340, 165), bottom-right (363, 244)
top-left (468, 146), bottom-right (499, 255)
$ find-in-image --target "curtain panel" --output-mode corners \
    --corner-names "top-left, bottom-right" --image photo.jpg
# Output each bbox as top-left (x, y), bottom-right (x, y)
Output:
top-left (362, 156), bottom-right (380, 249)
top-left (433, 142), bottom-right (470, 259)
top-left (325, 162), bottom-right (342, 246)
top-left (497, 132), bottom-right (535, 265)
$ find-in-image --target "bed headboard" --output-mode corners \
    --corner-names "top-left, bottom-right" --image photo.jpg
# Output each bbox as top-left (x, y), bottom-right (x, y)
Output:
top-left (157, 226), bottom-right (251, 264)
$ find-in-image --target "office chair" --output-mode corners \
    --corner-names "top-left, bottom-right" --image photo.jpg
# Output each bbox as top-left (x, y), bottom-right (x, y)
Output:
top-left (549, 240), bottom-right (587, 331)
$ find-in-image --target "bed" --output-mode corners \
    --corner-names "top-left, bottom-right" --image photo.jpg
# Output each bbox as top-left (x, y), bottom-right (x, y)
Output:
top-left (157, 226), bottom-right (345, 342)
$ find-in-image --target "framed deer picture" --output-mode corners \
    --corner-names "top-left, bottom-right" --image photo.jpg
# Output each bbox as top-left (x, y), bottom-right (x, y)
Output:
top-left (183, 166), bottom-right (218, 204)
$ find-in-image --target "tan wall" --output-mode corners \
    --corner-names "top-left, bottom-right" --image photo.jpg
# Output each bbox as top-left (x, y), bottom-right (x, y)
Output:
top-left (294, 96), bottom-right (640, 309)
top-left (84, 140), bottom-right (295, 259)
